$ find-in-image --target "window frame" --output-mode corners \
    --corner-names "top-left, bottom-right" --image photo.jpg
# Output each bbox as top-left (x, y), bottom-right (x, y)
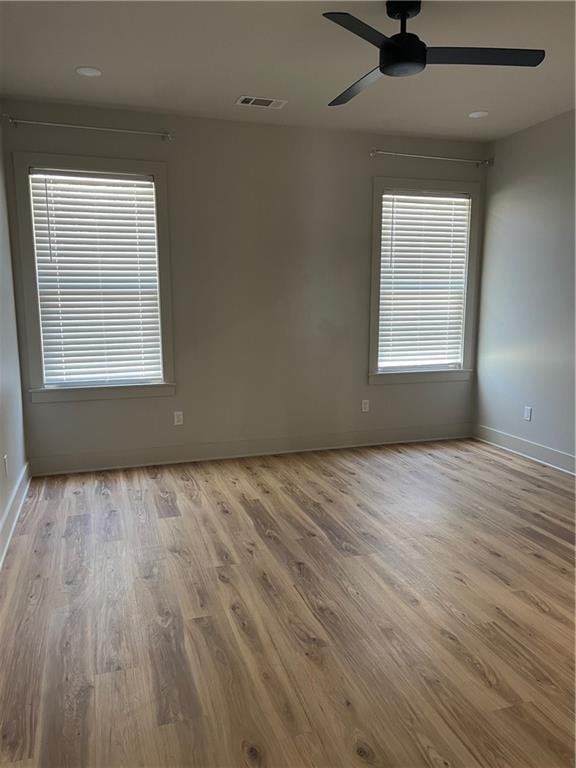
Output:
top-left (14, 152), bottom-right (175, 402)
top-left (369, 176), bottom-right (482, 385)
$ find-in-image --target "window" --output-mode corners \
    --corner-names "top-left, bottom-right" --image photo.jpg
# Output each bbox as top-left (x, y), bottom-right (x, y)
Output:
top-left (15, 154), bottom-right (174, 401)
top-left (370, 178), bottom-right (479, 382)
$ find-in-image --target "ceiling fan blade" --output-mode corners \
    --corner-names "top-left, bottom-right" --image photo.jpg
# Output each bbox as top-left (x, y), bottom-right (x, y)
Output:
top-left (427, 47), bottom-right (545, 67)
top-left (328, 67), bottom-right (384, 106)
top-left (323, 12), bottom-right (389, 49)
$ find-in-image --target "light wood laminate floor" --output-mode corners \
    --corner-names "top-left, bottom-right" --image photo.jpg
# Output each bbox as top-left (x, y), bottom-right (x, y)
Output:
top-left (0, 439), bottom-right (573, 767)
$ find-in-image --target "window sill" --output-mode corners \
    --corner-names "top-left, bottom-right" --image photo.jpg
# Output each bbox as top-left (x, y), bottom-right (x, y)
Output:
top-left (29, 382), bottom-right (176, 403)
top-left (369, 369), bottom-right (473, 385)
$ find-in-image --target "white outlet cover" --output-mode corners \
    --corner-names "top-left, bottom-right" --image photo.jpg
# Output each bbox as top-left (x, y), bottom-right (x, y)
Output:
top-left (174, 411), bottom-right (184, 426)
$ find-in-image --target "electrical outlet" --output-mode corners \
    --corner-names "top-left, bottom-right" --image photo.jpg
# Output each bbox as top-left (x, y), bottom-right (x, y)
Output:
top-left (174, 411), bottom-right (184, 426)
top-left (2, 455), bottom-right (7, 479)
top-left (361, 399), bottom-right (370, 413)
top-left (523, 405), bottom-right (532, 422)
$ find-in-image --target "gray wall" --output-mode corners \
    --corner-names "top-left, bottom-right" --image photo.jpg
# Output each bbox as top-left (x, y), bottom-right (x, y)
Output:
top-left (476, 110), bottom-right (575, 472)
top-left (2, 100), bottom-right (487, 475)
top-left (0, 121), bottom-right (27, 559)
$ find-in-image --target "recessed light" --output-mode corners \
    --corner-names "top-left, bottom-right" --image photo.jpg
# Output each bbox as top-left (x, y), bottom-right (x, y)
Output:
top-left (76, 66), bottom-right (102, 78)
top-left (469, 111), bottom-right (489, 119)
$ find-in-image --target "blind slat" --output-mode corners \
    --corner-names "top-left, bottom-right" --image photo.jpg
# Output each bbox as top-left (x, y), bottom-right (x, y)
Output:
top-left (30, 170), bottom-right (165, 386)
top-left (378, 192), bottom-right (471, 372)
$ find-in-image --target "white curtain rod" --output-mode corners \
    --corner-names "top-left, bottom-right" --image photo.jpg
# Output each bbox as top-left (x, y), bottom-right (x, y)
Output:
top-left (1, 114), bottom-right (173, 141)
top-left (370, 148), bottom-right (493, 167)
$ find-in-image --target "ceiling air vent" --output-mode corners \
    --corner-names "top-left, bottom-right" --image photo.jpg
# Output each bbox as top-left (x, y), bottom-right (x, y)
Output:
top-left (235, 96), bottom-right (287, 110)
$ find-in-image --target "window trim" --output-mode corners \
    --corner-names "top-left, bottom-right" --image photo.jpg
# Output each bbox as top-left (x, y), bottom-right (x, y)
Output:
top-left (369, 177), bottom-right (482, 385)
top-left (13, 152), bottom-right (175, 402)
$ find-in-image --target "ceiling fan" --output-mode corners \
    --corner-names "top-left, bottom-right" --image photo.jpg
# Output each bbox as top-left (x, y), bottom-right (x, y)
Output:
top-left (323, 1), bottom-right (545, 105)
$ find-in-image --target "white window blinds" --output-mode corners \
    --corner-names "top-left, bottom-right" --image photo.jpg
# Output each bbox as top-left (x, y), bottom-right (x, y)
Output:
top-left (377, 192), bottom-right (471, 372)
top-left (29, 170), bottom-right (164, 387)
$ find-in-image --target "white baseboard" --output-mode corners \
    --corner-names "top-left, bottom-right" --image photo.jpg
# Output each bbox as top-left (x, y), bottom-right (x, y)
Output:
top-left (29, 422), bottom-right (473, 476)
top-left (0, 463), bottom-right (30, 571)
top-left (474, 425), bottom-right (575, 475)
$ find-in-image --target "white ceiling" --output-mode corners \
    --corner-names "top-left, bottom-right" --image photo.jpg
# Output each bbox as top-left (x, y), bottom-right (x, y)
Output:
top-left (0, 1), bottom-right (574, 140)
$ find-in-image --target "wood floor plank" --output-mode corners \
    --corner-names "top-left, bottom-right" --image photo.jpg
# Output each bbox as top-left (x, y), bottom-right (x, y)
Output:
top-left (93, 541), bottom-right (139, 675)
top-left (0, 439), bottom-right (572, 767)
top-left (213, 563), bottom-right (313, 738)
top-left (35, 606), bottom-right (94, 768)
top-left (134, 559), bottom-right (204, 729)
top-left (185, 612), bottom-right (302, 768)
top-left (89, 667), bottom-right (164, 768)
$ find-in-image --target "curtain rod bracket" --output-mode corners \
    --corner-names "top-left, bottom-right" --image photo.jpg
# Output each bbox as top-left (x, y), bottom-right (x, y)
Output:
top-left (2, 114), bottom-right (18, 129)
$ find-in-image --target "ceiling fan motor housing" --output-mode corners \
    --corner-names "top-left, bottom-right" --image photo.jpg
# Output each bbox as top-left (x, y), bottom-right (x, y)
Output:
top-left (380, 33), bottom-right (427, 76)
